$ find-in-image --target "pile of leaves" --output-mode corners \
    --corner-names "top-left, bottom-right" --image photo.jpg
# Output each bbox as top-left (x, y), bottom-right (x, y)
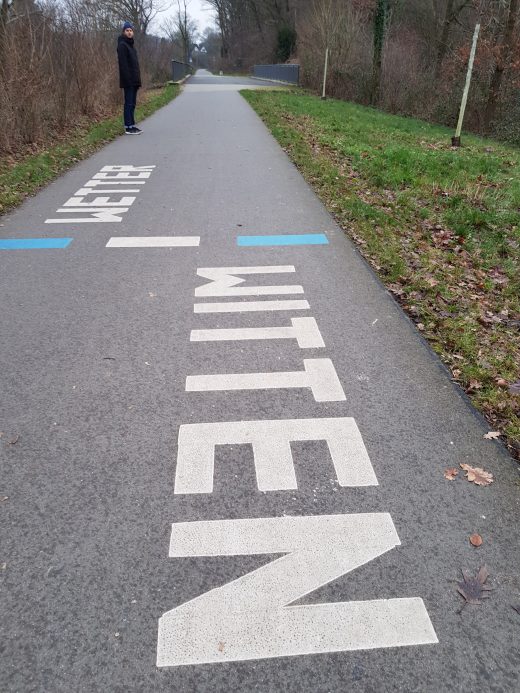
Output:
top-left (243, 90), bottom-right (520, 460)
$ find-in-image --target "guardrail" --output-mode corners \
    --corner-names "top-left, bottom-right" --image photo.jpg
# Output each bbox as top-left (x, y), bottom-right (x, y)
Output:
top-left (253, 64), bottom-right (300, 85)
top-left (171, 60), bottom-right (192, 82)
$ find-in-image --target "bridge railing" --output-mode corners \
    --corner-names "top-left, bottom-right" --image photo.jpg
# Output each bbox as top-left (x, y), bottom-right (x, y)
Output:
top-left (171, 61), bottom-right (192, 82)
top-left (252, 64), bottom-right (300, 85)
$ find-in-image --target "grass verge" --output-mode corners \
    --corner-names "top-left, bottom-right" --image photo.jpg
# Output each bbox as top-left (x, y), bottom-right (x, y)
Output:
top-left (242, 89), bottom-right (520, 460)
top-left (0, 84), bottom-right (179, 215)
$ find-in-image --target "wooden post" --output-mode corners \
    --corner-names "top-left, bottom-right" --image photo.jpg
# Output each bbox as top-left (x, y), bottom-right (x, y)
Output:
top-left (452, 22), bottom-right (480, 147)
top-left (321, 47), bottom-right (329, 100)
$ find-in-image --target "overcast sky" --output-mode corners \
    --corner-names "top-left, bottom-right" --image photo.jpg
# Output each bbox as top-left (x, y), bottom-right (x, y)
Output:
top-left (154, 0), bottom-right (217, 36)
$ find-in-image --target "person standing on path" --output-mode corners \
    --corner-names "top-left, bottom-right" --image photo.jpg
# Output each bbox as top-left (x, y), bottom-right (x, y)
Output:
top-left (117, 21), bottom-right (142, 135)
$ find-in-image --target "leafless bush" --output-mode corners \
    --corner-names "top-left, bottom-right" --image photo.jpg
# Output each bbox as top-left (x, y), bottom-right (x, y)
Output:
top-left (298, 0), bottom-right (371, 101)
top-left (0, 0), bottom-right (172, 157)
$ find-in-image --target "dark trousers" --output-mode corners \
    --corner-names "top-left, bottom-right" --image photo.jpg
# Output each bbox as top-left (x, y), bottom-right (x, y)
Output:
top-left (123, 86), bottom-right (138, 128)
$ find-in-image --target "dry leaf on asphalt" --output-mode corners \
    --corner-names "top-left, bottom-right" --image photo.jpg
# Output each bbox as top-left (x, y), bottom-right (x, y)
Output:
top-left (7, 434), bottom-right (19, 445)
top-left (457, 566), bottom-right (493, 605)
top-left (469, 534), bottom-right (483, 547)
top-left (512, 605), bottom-right (520, 615)
top-left (460, 464), bottom-right (494, 486)
top-left (483, 431), bottom-right (501, 440)
top-left (444, 468), bottom-right (459, 480)
top-left (217, 642), bottom-right (225, 652)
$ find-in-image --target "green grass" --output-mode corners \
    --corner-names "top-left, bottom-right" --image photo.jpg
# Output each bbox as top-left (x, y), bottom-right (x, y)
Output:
top-left (0, 84), bottom-right (179, 214)
top-left (242, 89), bottom-right (520, 459)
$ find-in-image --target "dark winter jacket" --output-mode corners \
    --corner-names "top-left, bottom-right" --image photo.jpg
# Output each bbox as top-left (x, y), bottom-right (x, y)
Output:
top-left (117, 35), bottom-right (142, 89)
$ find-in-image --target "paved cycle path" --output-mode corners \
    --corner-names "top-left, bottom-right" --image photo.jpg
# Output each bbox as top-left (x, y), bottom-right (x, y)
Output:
top-left (1, 71), bottom-right (519, 692)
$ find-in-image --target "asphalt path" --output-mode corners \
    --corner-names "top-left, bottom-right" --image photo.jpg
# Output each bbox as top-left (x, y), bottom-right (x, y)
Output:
top-left (1, 70), bottom-right (519, 692)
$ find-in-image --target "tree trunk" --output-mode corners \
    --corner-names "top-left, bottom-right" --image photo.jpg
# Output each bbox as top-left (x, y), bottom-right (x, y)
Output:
top-left (370, 0), bottom-right (390, 105)
top-left (435, 0), bottom-right (456, 78)
top-left (483, 0), bottom-right (519, 131)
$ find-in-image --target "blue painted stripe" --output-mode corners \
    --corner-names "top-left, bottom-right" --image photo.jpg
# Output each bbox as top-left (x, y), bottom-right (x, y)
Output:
top-left (237, 233), bottom-right (329, 247)
top-left (0, 238), bottom-right (72, 250)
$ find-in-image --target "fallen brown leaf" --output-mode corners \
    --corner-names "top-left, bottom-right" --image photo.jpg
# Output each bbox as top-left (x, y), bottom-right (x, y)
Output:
top-left (512, 605), bottom-right (520, 615)
top-left (217, 641), bottom-right (225, 652)
top-left (0, 496), bottom-right (8, 502)
top-left (460, 464), bottom-right (494, 486)
top-left (483, 431), bottom-right (501, 440)
top-left (7, 435), bottom-right (19, 445)
top-left (457, 566), bottom-right (492, 605)
top-left (444, 468), bottom-right (459, 480)
top-left (467, 379), bottom-right (482, 392)
top-left (469, 534), bottom-right (483, 547)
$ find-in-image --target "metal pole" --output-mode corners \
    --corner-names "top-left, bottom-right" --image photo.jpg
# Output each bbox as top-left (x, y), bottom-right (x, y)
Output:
top-left (452, 22), bottom-right (480, 146)
top-left (321, 47), bottom-right (329, 100)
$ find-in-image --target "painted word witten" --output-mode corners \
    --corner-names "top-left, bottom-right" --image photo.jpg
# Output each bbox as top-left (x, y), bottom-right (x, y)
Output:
top-left (157, 264), bottom-right (438, 667)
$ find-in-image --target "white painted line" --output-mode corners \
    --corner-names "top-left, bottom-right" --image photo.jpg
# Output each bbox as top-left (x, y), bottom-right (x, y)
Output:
top-left (157, 514), bottom-right (438, 666)
top-left (196, 266), bottom-right (303, 297)
top-left (174, 417), bottom-right (378, 493)
top-left (194, 299), bottom-right (310, 313)
top-left (190, 317), bottom-right (324, 348)
top-left (106, 236), bottom-right (201, 248)
top-left (185, 358), bottom-right (346, 402)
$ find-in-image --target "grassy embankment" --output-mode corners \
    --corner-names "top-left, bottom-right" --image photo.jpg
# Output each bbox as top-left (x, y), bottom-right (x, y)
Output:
top-left (242, 89), bottom-right (520, 460)
top-left (0, 84), bottom-right (179, 215)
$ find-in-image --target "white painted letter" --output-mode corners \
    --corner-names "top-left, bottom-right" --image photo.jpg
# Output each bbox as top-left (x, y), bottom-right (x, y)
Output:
top-left (157, 514), bottom-right (438, 666)
top-left (195, 266), bottom-right (303, 297)
top-left (61, 196), bottom-right (135, 207)
top-left (46, 209), bottom-right (129, 223)
top-left (185, 358), bottom-right (345, 402)
top-left (190, 317), bottom-right (324, 348)
top-left (194, 299), bottom-right (310, 314)
top-left (175, 417), bottom-right (377, 493)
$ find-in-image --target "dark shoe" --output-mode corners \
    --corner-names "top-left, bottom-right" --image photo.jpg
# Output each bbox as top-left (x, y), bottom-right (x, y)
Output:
top-left (125, 127), bottom-right (141, 135)
top-left (131, 126), bottom-right (142, 133)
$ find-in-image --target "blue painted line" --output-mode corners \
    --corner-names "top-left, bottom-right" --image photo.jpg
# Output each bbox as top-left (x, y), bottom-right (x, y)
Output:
top-left (237, 233), bottom-right (329, 247)
top-left (0, 238), bottom-right (72, 250)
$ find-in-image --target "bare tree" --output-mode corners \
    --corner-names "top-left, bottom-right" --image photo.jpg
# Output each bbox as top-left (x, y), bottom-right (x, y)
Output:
top-left (162, 0), bottom-right (197, 63)
top-left (483, 0), bottom-right (519, 130)
top-left (100, 0), bottom-right (169, 34)
top-left (371, 0), bottom-right (390, 104)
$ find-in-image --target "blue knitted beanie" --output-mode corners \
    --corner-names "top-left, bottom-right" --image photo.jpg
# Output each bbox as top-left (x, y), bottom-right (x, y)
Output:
top-left (122, 21), bottom-right (134, 31)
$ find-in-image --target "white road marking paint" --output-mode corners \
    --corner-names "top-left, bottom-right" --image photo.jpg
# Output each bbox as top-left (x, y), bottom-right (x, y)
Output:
top-left (174, 417), bottom-right (378, 493)
top-left (93, 171), bottom-right (153, 180)
top-left (84, 180), bottom-right (146, 187)
top-left (62, 196), bottom-right (136, 207)
top-left (190, 317), bottom-right (324, 348)
top-left (45, 165), bottom-right (154, 224)
top-left (157, 514), bottom-right (438, 666)
top-left (195, 266), bottom-right (303, 297)
top-left (106, 236), bottom-right (201, 248)
top-left (194, 299), bottom-right (310, 313)
top-left (46, 209), bottom-right (130, 223)
top-left (75, 188), bottom-right (141, 195)
top-left (185, 358), bottom-right (346, 402)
